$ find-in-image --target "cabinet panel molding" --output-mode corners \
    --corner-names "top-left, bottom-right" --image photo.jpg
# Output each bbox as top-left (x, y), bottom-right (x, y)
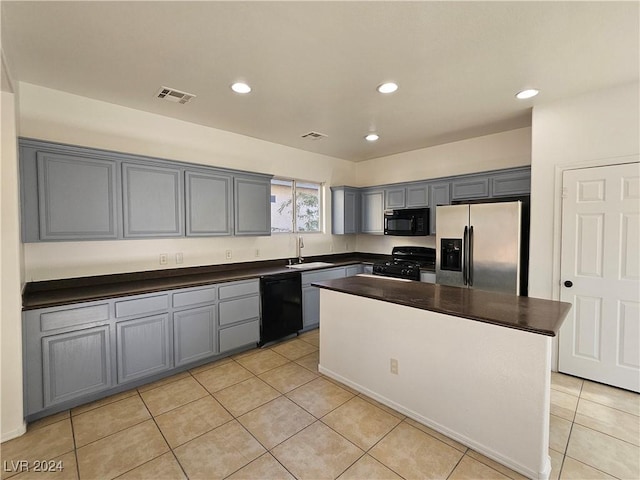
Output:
top-left (42, 326), bottom-right (111, 407)
top-left (37, 152), bottom-right (119, 240)
top-left (186, 171), bottom-right (233, 236)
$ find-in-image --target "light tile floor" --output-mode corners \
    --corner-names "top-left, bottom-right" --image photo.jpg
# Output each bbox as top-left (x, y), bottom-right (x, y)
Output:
top-left (2, 329), bottom-right (639, 480)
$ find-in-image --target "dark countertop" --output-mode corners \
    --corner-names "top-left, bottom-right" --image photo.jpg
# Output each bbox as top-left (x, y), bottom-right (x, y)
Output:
top-left (313, 275), bottom-right (571, 337)
top-left (22, 253), bottom-right (389, 310)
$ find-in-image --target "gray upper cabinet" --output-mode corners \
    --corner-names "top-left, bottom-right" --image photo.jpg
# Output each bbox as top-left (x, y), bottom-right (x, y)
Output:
top-left (451, 176), bottom-right (490, 201)
top-left (491, 168), bottom-right (531, 197)
top-left (122, 163), bottom-right (184, 238)
top-left (429, 182), bottom-right (451, 234)
top-left (37, 153), bottom-right (119, 241)
top-left (406, 183), bottom-right (429, 208)
top-left (185, 170), bottom-right (233, 236)
top-left (361, 189), bottom-right (385, 234)
top-left (384, 187), bottom-right (406, 209)
top-left (331, 186), bottom-right (359, 235)
top-left (19, 138), bottom-right (274, 242)
top-left (19, 139), bottom-right (121, 242)
top-left (234, 175), bottom-right (272, 236)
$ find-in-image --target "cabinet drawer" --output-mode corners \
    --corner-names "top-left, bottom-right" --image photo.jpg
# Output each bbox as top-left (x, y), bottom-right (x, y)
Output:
top-left (219, 320), bottom-right (259, 352)
top-left (219, 280), bottom-right (259, 300)
top-left (115, 294), bottom-right (168, 318)
top-left (219, 296), bottom-right (259, 326)
top-left (301, 268), bottom-right (346, 286)
top-left (173, 287), bottom-right (217, 308)
top-left (40, 303), bottom-right (110, 332)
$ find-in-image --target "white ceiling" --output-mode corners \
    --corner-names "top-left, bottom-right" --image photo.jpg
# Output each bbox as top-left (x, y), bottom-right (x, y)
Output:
top-left (1, 1), bottom-right (638, 162)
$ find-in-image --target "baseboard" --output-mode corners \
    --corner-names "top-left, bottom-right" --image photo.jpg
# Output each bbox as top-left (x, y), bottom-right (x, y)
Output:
top-left (1, 422), bottom-right (27, 443)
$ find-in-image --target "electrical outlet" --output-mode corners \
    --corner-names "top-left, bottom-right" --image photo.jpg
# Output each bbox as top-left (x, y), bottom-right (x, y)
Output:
top-left (176, 252), bottom-right (184, 264)
top-left (225, 250), bottom-right (232, 260)
top-left (159, 253), bottom-right (168, 265)
top-left (390, 358), bottom-right (398, 375)
top-left (255, 249), bottom-right (260, 257)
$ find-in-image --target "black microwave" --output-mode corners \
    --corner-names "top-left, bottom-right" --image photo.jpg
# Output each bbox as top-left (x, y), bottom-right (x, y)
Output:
top-left (384, 208), bottom-right (430, 236)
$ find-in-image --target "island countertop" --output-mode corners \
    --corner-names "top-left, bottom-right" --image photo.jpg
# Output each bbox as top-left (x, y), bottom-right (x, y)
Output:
top-left (313, 275), bottom-right (571, 336)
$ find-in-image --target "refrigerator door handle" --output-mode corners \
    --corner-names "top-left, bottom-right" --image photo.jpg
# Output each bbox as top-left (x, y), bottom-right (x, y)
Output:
top-left (469, 226), bottom-right (474, 286)
top-left (463, 226), bottom-right (469, 285)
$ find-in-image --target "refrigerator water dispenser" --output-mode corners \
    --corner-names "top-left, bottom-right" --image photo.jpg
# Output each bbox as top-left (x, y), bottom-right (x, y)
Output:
top-left (440, 239), bottom-right (462, 272)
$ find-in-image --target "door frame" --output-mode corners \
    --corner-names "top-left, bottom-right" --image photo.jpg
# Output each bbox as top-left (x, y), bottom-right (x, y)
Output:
top-left (550, 154), bottom-right (639, 370)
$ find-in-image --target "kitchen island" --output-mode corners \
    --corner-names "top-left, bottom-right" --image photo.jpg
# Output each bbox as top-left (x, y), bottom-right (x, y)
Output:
top-left (313, 275), bottom-right (571, 480)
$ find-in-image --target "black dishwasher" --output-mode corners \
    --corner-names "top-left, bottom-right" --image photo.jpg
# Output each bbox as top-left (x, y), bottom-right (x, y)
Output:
top-left (259, 272), bottom-right (303, 346)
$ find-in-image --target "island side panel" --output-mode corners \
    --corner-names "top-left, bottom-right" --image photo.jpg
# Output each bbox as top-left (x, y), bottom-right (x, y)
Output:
top-left (318, 289), bottom-right (552, 480)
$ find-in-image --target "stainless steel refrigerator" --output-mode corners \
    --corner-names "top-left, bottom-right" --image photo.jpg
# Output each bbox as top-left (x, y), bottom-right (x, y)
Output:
top-left (436, 201), bottom-right (526, 295)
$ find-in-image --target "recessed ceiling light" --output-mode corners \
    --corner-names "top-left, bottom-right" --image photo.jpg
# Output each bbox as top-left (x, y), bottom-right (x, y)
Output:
top-left (377, 82), bottom-right (398, 94)
top-left (365, 133), bottom-right (380, 142)
top-left (231, 82), bottom-right (251, 94)
top-left (515, 89), bottom-right (539, 100)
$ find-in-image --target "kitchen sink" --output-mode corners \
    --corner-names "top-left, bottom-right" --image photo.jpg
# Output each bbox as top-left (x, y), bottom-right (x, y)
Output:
top-left (286, 261), bottom-right (334, 270)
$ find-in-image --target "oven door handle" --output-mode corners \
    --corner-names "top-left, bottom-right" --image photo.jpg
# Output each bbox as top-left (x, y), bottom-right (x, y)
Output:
top-left (463, 226), bottom-right (468, 285)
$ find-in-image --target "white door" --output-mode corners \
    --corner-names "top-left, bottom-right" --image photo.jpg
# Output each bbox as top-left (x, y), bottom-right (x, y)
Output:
top-left (559, 162), bottom-right (640, 392)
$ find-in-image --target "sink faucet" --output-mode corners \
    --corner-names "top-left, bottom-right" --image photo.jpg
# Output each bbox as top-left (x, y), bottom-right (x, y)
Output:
top-left (297, 236), bottom-right (304, 264)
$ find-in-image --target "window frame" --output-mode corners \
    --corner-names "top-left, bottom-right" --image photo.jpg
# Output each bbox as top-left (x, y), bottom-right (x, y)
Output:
top-left (270, 177), bottom-right (324, 234)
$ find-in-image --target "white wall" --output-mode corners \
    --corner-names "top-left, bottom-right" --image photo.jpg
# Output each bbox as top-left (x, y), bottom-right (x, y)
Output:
top-left (1, 51), bottom-right (26, 440)
top-left (18, 83), bottom-right (357, 281)
top-left (355, 127), bottom-right (531, 187)
top-left (529, 82), bottom-right (640, 300)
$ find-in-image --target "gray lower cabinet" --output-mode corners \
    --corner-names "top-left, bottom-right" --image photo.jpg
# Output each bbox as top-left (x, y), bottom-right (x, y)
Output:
top-left (331, 186), bottom-right (359, 234)
top-left (116, 314), bottom-right (172, 384)
top-left (185, 170), bottom-right (233, 236)
top-left (361, 189), bottom-right (385, 234)
top-left (301, 265), bottom-right (362, 330)
top-left (218, 279), bottom-right (260, 352)
top-left (173, 306), bottom-right (217, 367)
top-left (122, 163), bottom-right (184, 238)
top-left (42, 325), bottom-right (112, 408)
top-left (234, 175), bottom-right (272, 236)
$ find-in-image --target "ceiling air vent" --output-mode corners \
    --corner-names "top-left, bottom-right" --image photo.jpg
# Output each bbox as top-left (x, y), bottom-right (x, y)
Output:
top-left (156, 86), bottom-right (196, 104)
top-left (300, 131), bottom-right (328, 140)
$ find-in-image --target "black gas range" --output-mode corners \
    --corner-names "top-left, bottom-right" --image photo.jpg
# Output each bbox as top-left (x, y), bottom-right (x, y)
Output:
top-left (372, 246), bottom-right (436, 281)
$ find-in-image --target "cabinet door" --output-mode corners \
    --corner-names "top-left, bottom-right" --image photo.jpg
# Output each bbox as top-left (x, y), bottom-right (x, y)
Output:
top-left (451, 176), bottom-right (490, 201)
top-left (385, 187), bottom-right (406, 209)
top-left (429, 183), bottom-right (451, 235)
top-left (174, 306), bottom-right (217, 367)
top-left (219, 320), bottom-right (260, 353)
top-left (346, 265), bottom-right (364, 277)
top-left (302, 286), bottom-right (320, 329)
top-left (491, 169), bottom-right (531, 197)
top-left (122, 163), bottom-right (183, 237)
top-left (234, 176), bottom-right (271, 236)
top-left (331, 187), bottom-right (359, 235)
top-left (42, 326), bottom-right (111, 407)
top-left (185, 171), bottom-right (232, 236)
top-left (116, 314), bottom-right (171, 383)
top-left (36, 152), bottom-right (118, 240)
top-left (406, 183), bottom-right (429, 208)
top-left (361, 190), bottom-right (384, 234)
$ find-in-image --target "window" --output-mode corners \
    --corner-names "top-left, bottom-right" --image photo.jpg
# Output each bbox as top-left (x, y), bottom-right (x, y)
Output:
top-left (271, 179), bottom-right (322, 233)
